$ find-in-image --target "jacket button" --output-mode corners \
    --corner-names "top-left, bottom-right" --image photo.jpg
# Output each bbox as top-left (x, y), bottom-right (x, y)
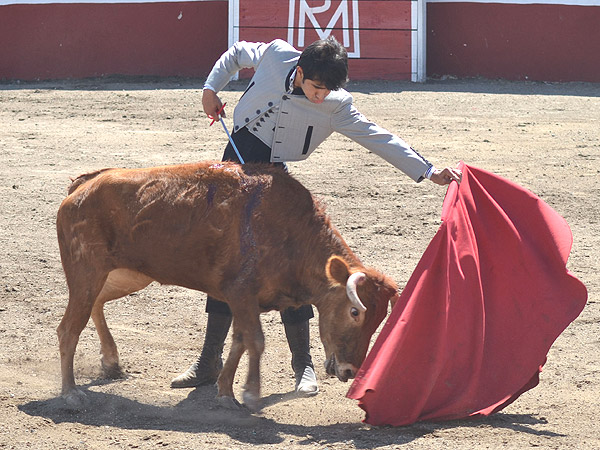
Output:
top-left (282, 95), bottom-right (289, 100)
top-left (268, 102), bottom-right (274, 107)
top-left (234, 125), bottom-right (239, 131)
top-left (256, 109), bottom-right (261, 114)
top-left (245, 118), bottom-right (249, 123)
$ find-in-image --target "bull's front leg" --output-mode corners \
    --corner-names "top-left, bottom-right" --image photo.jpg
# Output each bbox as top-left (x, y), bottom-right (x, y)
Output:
top-left (241, 317), bottom-right (264, 412)
top-left (216, 327), bottom-right (246, 410)
top-left (216, 310), bottom-right (264, 412)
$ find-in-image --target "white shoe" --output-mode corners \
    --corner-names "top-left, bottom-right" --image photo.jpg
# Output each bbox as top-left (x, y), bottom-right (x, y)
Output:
top-left (295, 366), bottom-right (319, 397)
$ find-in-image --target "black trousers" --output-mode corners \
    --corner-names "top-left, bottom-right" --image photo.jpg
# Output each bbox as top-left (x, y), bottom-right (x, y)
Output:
top-left (205, 127), bottom-right (314, 325)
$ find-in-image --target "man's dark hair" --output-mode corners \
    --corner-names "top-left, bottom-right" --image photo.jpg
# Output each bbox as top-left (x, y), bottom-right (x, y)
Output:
top-left (298, 36), bottom-right (349, 90)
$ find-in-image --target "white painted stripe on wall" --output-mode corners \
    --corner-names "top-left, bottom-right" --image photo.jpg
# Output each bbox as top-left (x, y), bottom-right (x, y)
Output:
top-left (428, 0), bottom-right (600, 5)
top-left (229, 0), bottom-right (239, 80)
top-left (229, 0), bottom-right (238, 48)
top-left (410, 0), bottom-right (418, 82)
top-left (411, 0), bottom-right (426, 82)
top-left (1, 0), bottom-right (224, 5)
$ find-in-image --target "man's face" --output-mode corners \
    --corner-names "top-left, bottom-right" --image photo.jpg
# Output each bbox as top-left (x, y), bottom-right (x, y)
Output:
top-left (295, 67), bottom-right (331, 104)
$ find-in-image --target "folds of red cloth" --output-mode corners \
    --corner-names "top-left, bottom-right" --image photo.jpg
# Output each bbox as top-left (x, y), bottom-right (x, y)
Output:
top-left (346, 162), bottom-right (587, 426)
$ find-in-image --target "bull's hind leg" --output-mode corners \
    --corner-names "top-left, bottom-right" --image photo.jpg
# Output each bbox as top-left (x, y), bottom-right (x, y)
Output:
top-left (57, 268), bottom-right (108, 408)
top-left (91, 269), bottom-right (153, 379)
top-left (58, 265), bottom-right (153, 408)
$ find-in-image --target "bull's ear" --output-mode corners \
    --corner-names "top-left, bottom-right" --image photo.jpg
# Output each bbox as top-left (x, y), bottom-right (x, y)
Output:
top-left (326, 255), bottom-right (351, 286)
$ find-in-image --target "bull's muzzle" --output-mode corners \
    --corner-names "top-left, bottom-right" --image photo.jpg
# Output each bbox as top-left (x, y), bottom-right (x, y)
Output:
top-left (325, 354), bottom-right (358, 382)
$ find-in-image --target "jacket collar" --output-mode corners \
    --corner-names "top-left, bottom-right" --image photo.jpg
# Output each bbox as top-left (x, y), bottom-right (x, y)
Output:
top-left (285, 66), bottom-right (304, 96)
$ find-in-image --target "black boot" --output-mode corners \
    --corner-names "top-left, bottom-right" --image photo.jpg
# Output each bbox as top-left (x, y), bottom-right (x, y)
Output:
top-left (170, 312), bottom-right (232, 388)
top-left (284, 320), bottom-right (319, 396)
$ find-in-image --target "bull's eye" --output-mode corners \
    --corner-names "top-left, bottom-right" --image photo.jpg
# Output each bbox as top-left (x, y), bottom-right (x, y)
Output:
top-left (350, 307), bottom-right (360, 317)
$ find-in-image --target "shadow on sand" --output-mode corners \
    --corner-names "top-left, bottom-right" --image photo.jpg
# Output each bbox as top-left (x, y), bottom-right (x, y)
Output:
top-left (18, 382), bottom-right (564, 448)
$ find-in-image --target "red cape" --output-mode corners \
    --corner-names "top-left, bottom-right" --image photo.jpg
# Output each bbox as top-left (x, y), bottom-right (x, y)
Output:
top-left (347, 162), bottom-right (587, 426)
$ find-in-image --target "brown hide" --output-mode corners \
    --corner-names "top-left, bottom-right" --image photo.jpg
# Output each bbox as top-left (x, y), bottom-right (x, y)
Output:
top-left (56, 161), bottom-right (398, 410)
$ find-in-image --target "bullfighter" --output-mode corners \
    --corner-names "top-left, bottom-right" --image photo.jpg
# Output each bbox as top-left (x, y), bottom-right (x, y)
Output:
top-left (170, 37), bottom-right (461, 396)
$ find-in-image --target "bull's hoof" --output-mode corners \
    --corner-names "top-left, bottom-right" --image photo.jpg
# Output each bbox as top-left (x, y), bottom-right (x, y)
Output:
top-left (216, 395), bottom-right (244, 410)
top-left (101, 362), bottom-right (124, 379)
top-left (242, 390), bottom-right (262, 412)
top-left (63, 388), bottom-right (89, 410)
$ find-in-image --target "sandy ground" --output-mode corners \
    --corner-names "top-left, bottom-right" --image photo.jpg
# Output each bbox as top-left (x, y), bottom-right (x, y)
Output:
top-left (0, 78), bottom-right (598, 449)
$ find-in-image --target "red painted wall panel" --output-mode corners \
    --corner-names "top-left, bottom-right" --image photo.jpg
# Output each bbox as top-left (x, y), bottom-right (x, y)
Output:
top-left (240, 1), bottom-right (411, 29)
top-left (240, 27), bottom-right (411, 59)
top-left (427, 2), bottom-right (600, 82)
top-left (0, 1), bottom-right (228, 81)
top-left (349, 57), bottom-right (411, 80)
top-left (237, 0), bottom-right (414, 81)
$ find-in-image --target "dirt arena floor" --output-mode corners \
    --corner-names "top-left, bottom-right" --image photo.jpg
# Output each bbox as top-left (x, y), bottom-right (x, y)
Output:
top-left (1, 78), bottom-right (598, 449)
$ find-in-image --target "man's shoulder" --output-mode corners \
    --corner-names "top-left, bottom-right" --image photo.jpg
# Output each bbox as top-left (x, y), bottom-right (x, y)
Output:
top-left (251, 40), bottom-right (300, 79)
top-left (268, 39), bottom-right (300, 52)
top-left (260, 39), bottom-right (302, 61)
top-left (232, 39), bottom-right (300, 59)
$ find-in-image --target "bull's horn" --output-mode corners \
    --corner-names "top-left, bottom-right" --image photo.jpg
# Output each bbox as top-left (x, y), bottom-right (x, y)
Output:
top-left (346, 272), bottom-right (367, 312)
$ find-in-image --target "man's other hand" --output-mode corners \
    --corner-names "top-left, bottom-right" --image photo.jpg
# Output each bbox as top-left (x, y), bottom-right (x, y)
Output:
top-left (202, 89), bottom-right (225, 120)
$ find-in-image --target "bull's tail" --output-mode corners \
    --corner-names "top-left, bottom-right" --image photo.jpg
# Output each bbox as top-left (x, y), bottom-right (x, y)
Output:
top-left (68, 168), bottom-right (113, 195)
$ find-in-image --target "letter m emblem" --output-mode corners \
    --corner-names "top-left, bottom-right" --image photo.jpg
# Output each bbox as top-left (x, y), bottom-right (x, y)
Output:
top-left (287, 0), bottom-right (360, 58)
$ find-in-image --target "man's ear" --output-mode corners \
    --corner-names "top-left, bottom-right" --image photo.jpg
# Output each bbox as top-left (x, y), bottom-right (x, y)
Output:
top-left (296, 66), bottom-right (304, 83)
top-left (326, 255), bottom-right (351, 286)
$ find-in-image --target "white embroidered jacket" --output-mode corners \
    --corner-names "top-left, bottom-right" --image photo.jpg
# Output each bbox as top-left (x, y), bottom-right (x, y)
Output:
top-left (205, 39), bottom-right (432, 182)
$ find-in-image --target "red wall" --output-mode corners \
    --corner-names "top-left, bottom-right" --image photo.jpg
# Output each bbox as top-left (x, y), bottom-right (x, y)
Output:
top-left (0, 1), bottom-right (228, 81)
top-left (3, 1), bottom-right (597, 82)
top-left (427, 2), bottom-right (600, 82)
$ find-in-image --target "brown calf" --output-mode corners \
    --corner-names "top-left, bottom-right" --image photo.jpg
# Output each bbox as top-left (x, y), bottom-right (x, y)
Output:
top-left (56, 161), bottom-right (398, 410)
